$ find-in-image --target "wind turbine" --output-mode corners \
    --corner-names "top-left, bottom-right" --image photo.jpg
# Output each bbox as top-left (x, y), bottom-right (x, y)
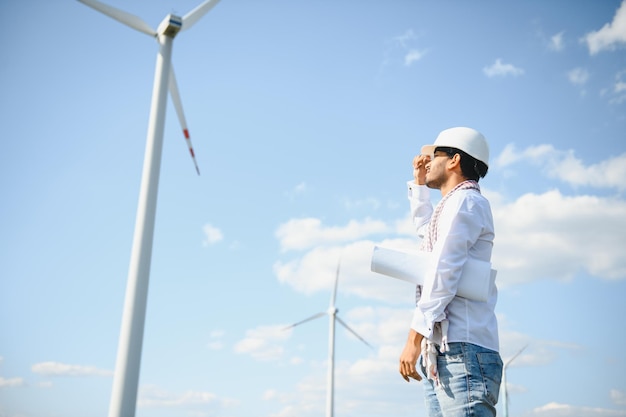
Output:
top-left (502, 344), bottom-right (528, 417)
top-left (284, 261), bottom-right (373, 417)
top-left (77, 1), bottom-right (221, 416)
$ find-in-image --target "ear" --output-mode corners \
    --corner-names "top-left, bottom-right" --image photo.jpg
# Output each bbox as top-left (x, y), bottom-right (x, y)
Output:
top-left (447, 153), bottom-right (462, 170)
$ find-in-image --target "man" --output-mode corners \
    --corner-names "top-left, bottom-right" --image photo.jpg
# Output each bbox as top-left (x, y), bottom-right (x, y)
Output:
top-left (399, 127), bottom-right (503, 416)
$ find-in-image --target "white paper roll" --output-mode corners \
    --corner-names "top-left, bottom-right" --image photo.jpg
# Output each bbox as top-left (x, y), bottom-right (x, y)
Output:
top-left (370, 246), bottom-right (496, 302)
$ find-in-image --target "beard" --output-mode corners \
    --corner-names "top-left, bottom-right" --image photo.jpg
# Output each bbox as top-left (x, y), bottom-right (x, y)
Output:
top-left (425, 172), bottom-right (444, 190)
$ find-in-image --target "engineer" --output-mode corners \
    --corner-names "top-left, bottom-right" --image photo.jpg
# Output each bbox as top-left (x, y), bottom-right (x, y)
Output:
top-left (399, 127), bottom-right (503, 417)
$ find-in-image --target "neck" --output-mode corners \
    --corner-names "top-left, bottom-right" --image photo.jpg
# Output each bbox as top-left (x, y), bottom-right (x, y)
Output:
top-left (440, 175), bottom-right (467, 196)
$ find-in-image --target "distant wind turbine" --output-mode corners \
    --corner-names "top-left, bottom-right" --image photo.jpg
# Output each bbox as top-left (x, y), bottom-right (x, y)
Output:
top-left (502, 344), bottom-right (528, 417)
top-left (77, 1), bottom-right (222, 416)
top-left (284, 261), bottom-right (373, 417)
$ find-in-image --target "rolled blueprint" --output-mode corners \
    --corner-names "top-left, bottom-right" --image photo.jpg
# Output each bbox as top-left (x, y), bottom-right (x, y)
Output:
top-left (370, 246), bottom-right (496, 302)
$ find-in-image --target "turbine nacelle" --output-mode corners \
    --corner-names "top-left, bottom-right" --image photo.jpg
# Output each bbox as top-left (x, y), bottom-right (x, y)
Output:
top-left (157, 14), bottom-right (182, 37)
top-left (79, 0), bottom-right (207, 175)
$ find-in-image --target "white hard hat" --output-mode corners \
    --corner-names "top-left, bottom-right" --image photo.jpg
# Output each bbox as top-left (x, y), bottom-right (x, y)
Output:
top-left (421, 127), bottom-right (490, 167)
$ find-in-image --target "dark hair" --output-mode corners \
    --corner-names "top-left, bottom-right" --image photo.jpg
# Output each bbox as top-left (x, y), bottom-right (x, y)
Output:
top-left (435, 147), bottom-right (489, 181)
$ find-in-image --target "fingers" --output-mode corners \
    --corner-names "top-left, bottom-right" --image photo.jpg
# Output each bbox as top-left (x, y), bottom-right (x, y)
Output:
top-left (399, 370), bottom-right (421, 381)
top-left (412, 154), bottom-right (429, 185)
top-left (399, 361), bottom-right (422, 382)
top-left (419, 154), bottom-right (430, 168)
top-left (412, 155), bottom-right (421, 169)
top-left (399, 364), bottom-right (409, 382)
top-left (413, 154), bottom-right (430, 165)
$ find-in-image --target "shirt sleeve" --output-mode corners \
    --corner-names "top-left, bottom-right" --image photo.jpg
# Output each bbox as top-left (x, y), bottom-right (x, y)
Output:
top-left (407, 180), bottom-right (432, 238)
top-left (410, 191), bottom-right (486, 338)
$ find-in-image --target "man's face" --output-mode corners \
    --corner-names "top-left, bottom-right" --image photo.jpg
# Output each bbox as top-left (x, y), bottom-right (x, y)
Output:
top-left (424, 150), bottom-right (451, 189)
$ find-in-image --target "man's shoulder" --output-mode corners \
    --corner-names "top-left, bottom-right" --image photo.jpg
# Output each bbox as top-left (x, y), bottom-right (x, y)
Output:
top-left (445, 188), bottom-right (491, 215)
top-left (451, 187), bottom-right (488, 202)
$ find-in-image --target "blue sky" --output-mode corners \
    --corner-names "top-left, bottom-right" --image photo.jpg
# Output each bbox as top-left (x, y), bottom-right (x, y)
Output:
top-left (1, 0), bottom-right (625, 416)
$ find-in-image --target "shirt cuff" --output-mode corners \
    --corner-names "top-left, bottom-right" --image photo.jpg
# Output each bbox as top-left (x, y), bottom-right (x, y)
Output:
top-left (407, 180), bottom-right (429, 198)
top-left (411, 308), bottom-right (434, 339)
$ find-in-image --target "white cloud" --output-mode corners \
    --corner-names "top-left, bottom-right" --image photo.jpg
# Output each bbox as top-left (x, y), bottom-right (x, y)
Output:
top-left (210, 329), bottom-right (224, 338)
top-left (567, 67), bottom-right (589, 86)
top-left (263, 389), bottom-right (276, 401)
top-left (549, 31), bottom-right (565, 51)
top-left (343, 197), bottom-right (382, 211)
top-left (207, 329), bottom-right (225, 350)
top-left (493, 143), bottom-right (521, 167)
top-left (343, 306), bottom-right (412, 348)
top-left (294, 182), bottom-right (306, 194)
top-left (273, 239), bottom-right (414, 303)
top-left (583, 0), bottom-right (626, 55)
top-left (554, 153), bottom-right (626, 190)
top-left (381, 29), bottom-right (427, 70)
top-left (234, 324), bottom-right (292, 361)
top-left (0, 376), bottom-right (25, 387)
top-left (495, 144), bottom-right (626, 191)
top-left (608, 70), bottom-right (626, 104)
top-left (275, 217), bottom-right (389, 252)
top-left (202, 223), bottom-right (223, 246)
top-left (483, 59), bottom-right (524, 78)
top-left (31, 361), bottom-right (112, 377)
top-left (404, 49), bottom-right (426, 66)
top-left (493, 143), bottom-right (553, 167)
top-left (138, 384), bottom-right (219, 407)
top-left (523, 402), bottom-right (626, 417)
top-left (498, 314), bottom-right (580, 366)
top-left (393, 29), bottom-right (416, 48)
top-left (285, 182), bottom-right (307, 200)
top-left (491, 189), bottom-right (626, 284)
top-left (612, 389), bottom-right (626, 406)
top-left (206, 341), bottom-right (223, 350)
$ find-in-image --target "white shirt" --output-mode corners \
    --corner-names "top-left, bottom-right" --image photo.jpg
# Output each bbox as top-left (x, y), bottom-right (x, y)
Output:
top-left (407, 181), bottom-right (499, 352)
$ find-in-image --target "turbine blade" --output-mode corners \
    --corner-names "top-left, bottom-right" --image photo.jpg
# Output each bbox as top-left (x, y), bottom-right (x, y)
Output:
top-left (181, 0), bottom-right (221, 31)
top-left (169, 68), bottom-right (200, 175)
top-left (330, 260), bottom-right (341, 308)
top-left (505, 344), bottom-right (528, 367)
top-left (283, 312), bottom-right (326, 330)
top-left (77, 0), bottom-right (156, 36)
top-left (336, 316), bottom-right (373, 349)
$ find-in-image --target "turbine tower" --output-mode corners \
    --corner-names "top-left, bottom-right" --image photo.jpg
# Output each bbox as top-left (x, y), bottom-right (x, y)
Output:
top-left (77, 1), bottom-right (221, 416)
top-left (284, 261), bottom-right (372, 417)
top-left (502, 344), bottom-right (528, 417)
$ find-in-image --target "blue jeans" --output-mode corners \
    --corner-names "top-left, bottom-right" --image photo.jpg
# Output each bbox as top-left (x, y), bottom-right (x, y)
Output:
top-left (420, 342), bottom-right (503, 417)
